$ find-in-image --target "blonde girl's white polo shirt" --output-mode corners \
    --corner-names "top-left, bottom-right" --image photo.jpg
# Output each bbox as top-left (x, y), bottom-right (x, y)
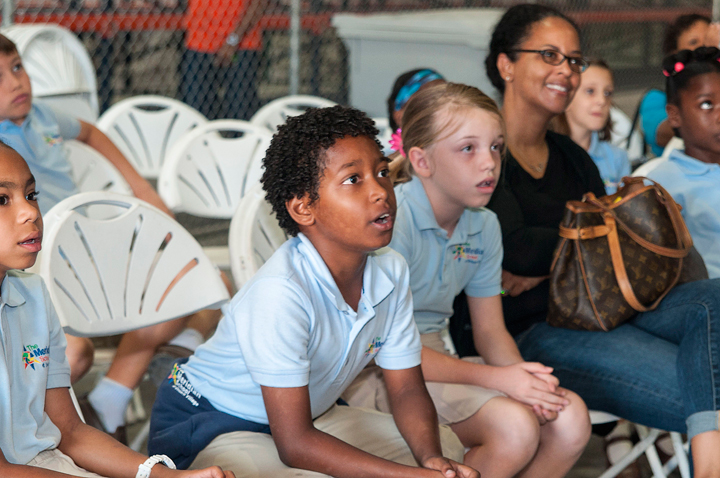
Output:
top-left (181, 233), bottom-right (422, 424)
top-left (0, 271), bottom-right (71, 464)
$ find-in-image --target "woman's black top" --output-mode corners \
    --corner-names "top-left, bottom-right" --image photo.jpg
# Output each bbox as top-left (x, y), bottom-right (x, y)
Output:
top-left (487, 131), bottom-right (606, 336)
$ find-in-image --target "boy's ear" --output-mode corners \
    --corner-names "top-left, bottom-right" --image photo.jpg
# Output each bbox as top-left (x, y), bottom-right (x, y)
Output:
top-left (497, 53), bottom-right (514, 84)
top-left (666, 103), bottom-right (682, 130)
top-left (408, 146), bottom-right (432, 178)
top-left (286, 195), bottom-right (315, 229)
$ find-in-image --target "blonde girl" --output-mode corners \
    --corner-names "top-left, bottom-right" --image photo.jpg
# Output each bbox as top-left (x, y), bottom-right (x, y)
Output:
top-left (345, 82), bottom-right (591, 478)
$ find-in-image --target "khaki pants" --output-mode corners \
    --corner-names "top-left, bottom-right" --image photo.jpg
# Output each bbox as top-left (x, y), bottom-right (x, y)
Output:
top-left (190, 404), bottom-right (465, 477)
top-left (28, 448), bottom-right (106, 477)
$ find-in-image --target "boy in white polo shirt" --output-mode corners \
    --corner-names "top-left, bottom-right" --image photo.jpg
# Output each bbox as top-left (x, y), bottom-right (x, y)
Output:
top-left (148, 106), bottom-right (476, 478)
top-left (0, 142), bottom-right (233, 477)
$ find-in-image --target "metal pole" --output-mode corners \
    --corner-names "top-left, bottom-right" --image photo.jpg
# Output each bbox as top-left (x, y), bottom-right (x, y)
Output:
top-left (715, 0), bottom-right (720, 22)
top-left (289, 0), bottom-right (301, 95)
top-left (2, 0), bottom-right (15, 27)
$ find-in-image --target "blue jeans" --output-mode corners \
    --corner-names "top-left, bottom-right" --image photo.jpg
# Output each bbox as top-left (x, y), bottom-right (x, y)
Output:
top-left (516, 278), bottom-right (720, 440)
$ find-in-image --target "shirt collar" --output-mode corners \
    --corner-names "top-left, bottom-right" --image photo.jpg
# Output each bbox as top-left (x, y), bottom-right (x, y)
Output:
top-left (402, 177), bottom-right (485, 238)
top-left (668, 148), bottom-right (720, 176)
top-left (296, 234), bottom-right (394, 312)
top-left (0, 273), bottom-right (27, 308)
top-left (587, 132), bottom-right (601, 157)
top-left (0, 105), bottom-right (34, 133)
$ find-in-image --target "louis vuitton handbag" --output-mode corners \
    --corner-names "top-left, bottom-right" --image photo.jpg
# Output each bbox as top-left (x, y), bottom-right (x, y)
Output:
top-left (547, 176), bottom-right (698, 331)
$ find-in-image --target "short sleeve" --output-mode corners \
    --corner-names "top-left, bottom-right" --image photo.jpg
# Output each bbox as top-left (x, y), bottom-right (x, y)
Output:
top-left (465, 214), bottom-right (503, 298)
top-left (233, 278), bottom-right (313, 388)
top-left (374, 261), bottom-right (422, 370)
top-left (43, 102), bottom-right (81, 141)
top-left (42, 281), bottom-right (71, 390)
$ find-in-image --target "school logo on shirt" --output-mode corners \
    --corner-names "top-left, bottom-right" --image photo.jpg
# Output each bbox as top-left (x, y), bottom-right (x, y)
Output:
top-left (22, 344), bottom-right (50, 370)
top-left (43, 134), bottom-right (62, 146)
top-left (452, 243), bottom-right (483, 263)
top-left (364, 337), bottom-right (385, 357)
top-left (167, 363), bottom-right (202, 406)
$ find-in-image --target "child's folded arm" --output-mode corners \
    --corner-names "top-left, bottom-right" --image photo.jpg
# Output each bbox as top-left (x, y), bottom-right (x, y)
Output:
top-left (260, 384), bottom-right (455, 478)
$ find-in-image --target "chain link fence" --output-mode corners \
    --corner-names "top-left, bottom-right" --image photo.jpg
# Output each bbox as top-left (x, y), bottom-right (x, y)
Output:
top-left (0, 0), bottom-right (714, 120)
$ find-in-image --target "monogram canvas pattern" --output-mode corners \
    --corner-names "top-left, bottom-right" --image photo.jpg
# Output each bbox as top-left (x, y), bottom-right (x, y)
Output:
top-left (548, 179), bottom-right (689, 332)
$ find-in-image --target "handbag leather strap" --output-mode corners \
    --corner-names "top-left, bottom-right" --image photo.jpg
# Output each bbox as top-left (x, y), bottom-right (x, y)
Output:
top-left (584, 177), bottom-right (693, 258)
top-left (603, 212), bottom-right (682, 312)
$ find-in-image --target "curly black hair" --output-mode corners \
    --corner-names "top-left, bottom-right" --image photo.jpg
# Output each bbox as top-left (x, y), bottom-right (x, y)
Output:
top-left (662, 13), bottom-right (710, 56)
top-left (260, 105), bottom-right (381, 236)
top-left (485, 4), bottom-right (580, 94)
top-left (664, 46), bottom-right (720, 106)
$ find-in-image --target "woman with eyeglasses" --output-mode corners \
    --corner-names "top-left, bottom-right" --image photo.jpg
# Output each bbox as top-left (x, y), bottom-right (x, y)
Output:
top-left (478, 5), bottom-right (720, 476)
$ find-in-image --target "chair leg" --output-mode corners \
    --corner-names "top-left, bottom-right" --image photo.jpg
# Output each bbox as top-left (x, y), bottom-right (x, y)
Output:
top-left (661, 432), bottom-right (690, 478)
top-left (129, 420), bottom-right (151, 452)
top-left (598, 427), bottom-right (662, 478)
top-left (635, 426), bottom-right (667, 478)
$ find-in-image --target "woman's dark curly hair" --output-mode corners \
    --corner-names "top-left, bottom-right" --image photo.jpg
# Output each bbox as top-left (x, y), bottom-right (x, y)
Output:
top-left (485, 4), bottom-right (580, 94)
top-left (260, 105), bottom-right (381, 236)
top-left (664, 46), bottom-right (720, 106)
top-left (662, 13), bottom-right (710, 56)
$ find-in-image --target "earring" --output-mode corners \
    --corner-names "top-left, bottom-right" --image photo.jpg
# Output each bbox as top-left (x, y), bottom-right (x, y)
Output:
top-left (505, 76), bottom-right (511, 81)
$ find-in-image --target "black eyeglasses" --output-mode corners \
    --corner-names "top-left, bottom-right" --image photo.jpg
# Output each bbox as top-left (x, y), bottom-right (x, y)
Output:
top-left (510, 49), bottom-right (589, 73)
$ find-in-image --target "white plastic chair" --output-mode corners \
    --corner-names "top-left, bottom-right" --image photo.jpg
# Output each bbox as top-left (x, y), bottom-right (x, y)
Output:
top-left (632, 136), bottom-right (683, 178)
top-left (609, 106), bottom-right (644, 166)
top-left (589, 411), bottom-right (689, 478)
top-left (97, 95), bottom-right (208, 179)
top-left (250, 95), bottom-right (337, 134)
top-left (158, 120), bottom-right (272, 219)
top-left (1, 24), bottom-right (99, 121)
top-left (40, 192), bottom-right (229, 338)
top-left (228, 185), bottom-right (289, 290)
top-left (64, 140), bottom-right (132, 196)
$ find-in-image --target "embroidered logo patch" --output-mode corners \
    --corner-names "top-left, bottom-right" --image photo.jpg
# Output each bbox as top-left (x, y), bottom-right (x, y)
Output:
top-left (452, 243), bottom-right (483, 263)
top-left (43, 134), bottom-right (62, 146)
top-left (364, 337), bottom-right (385, 356)
top-left (23, 344), bottom-right (50, 370)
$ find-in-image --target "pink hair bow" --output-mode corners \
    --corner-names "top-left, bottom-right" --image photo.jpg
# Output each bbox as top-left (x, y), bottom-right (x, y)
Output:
top-left (389, 128), bottom-right (405, 158)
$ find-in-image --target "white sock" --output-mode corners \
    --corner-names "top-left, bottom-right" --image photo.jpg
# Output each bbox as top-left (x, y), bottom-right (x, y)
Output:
top-left (88, 377), bottom-right (134, 433)
top-left (167, 328), bottom-right (204, 352)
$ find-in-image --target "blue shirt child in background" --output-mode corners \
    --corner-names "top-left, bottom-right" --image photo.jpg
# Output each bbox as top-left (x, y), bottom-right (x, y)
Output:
top-left (0, 143), bottom-right (232, 477)
top-left (562, 59), bottom-right (630, 194)
top-left (647, 46), bottom-right (720, 279)
top-left (149, 106), bottom-right (477, 478)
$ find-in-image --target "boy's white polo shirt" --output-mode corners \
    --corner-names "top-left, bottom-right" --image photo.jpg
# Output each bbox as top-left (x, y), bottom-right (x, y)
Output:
top-left (182, 233), bottom-right (421, 424)
top-left (389, 177), bottom-right (503, 335)
top-left (0, 271), bottom-right (71, 464)
top-left (0, 102), bottom-right (81, 215)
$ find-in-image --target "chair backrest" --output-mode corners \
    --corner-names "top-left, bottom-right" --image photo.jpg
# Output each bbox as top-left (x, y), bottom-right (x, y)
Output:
top-left (373, 117), bottom-right (394, 151)
top-left (250, 95), bottom-right (337, 133)
top-left (39, 95), bottom-right (98, 123)
top-left (158, 120), bottom-right (272, 218)
top-left (228, 185), bottom-right (289, 289)
top-left (632, 137), bottom-right (682, 177)
top-left (609, 106), bottom-right (644, 165)
top-left (1, 24), bottom-right (99, 118)
top-left (64, 140), bottom-right (132, 196)
top-left (40, 192), bottom-right (229, 337)
top-left (96, 95), bottom-right (208, 179)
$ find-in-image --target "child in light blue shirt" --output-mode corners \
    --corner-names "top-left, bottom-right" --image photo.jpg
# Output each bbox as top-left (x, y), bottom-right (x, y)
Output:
top-left (0, 143), bottom-right (232, 477)
top-left (564, 59), bottom-right (630, 194)
top-left (149, 106), bottom-right (476, 478)
top-left (349, 82), bottom-right (592, 478)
